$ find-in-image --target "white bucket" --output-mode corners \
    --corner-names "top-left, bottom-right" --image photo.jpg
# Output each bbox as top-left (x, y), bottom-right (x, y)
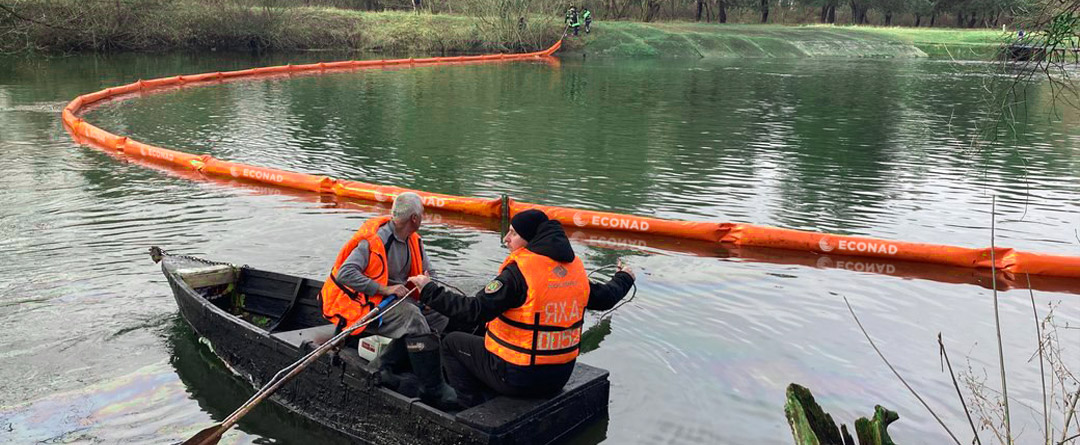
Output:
top-left (358, 335), bottom-right (394, 362)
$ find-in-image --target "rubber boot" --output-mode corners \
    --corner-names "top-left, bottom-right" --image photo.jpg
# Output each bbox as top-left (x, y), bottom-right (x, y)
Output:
top-left (370, 338), bottom-right (407, 389)
top-left (405, 333), bottom-right (461, 411)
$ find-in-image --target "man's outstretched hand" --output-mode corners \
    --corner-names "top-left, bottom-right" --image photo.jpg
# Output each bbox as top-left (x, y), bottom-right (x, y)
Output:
top-left (407, 275), bottom-right (432, 292)
top-left (616, 259), bottom-right (635, 280)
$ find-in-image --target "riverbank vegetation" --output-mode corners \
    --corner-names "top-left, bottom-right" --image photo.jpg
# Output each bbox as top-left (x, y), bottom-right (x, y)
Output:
top-left (0, 0), bottom-right (560, 53)
top-left (0, 0), bottom-right (1017, 55)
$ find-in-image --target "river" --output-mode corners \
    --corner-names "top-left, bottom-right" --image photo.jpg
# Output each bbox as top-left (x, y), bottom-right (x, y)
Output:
top-left (1, 51), bottom-right (1079, 444)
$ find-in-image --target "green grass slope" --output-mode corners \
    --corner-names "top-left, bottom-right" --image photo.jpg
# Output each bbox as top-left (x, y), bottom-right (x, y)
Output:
top-left (567, 22), bottom-right (1009, 59)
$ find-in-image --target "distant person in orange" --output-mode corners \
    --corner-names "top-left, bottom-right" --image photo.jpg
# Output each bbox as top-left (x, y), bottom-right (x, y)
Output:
top-left (320, 192), bottom-right (457, 409)
top-left (408, 209), bottom-right (635, 407)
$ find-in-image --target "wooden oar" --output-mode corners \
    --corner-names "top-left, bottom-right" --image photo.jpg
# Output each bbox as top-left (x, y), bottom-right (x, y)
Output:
top-left (184, 287), bottom-right (418, 445)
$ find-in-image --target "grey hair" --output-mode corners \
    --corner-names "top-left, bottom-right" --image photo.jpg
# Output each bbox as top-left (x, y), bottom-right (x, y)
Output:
top-left (391, 192), bottom-right (424, 223)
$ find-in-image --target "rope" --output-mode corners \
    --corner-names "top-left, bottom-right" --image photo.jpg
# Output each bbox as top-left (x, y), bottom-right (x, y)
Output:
top-left (430, 277), bottom-right (465, 296)
top-left (427, 265), bottom-right (635, 332)
top-left (149, 246), bottom-right (234, 267)
top-left (588, 264), bottom-right (637, 322)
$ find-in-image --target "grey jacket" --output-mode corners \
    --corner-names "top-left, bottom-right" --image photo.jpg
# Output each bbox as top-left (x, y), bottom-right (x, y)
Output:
top-left (336, 219), bottom-right (432, 297)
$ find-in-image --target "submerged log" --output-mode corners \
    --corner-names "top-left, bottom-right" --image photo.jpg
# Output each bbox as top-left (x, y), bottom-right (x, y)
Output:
top-left (785, 383), bottom-right (898, 445)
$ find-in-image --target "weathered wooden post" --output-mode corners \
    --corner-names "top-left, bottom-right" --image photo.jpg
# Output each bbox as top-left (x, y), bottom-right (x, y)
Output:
top-left (785, 383), bottom-right (899, 445)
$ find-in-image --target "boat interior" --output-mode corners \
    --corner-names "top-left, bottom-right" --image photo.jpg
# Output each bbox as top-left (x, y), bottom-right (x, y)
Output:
top-left (177, 262), bottom-right (379, 349)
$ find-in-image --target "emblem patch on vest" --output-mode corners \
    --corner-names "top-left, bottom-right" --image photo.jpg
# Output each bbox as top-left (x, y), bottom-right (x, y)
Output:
top-left (552, 265), bottom-right (568, 277)
top-left (484, 280), bottom-right (504, 294)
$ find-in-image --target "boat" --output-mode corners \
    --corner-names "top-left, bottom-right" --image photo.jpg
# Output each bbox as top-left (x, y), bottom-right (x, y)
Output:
top-left (151, 247), bottom-right (611, 445)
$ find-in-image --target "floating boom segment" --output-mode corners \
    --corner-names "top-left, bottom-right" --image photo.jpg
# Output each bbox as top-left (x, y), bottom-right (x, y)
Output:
top-left (721, 224), bottom-right (1004, 268)
top-left (333, 181), bottom-right (503, 218)
top-left (509, 201), bottom-right (729, 243)
top-left (61, 39), bottom-right (1080, 285)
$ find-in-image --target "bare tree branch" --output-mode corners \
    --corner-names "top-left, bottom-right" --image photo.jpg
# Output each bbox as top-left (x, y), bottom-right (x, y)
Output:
top-left (844, 297), bottom-right (962, 445)
top-left (0, 3), bottom-right (78, 31)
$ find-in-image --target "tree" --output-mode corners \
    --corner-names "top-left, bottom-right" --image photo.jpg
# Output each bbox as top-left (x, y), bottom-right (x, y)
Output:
top-left (909, 0), bottom-right (934, 26)
top-left (821, 0), bottom-right (837, 23)
top-left (849, 0), bottom-right (869, 23)
top-left (874, 0), bottom-right (909, 25)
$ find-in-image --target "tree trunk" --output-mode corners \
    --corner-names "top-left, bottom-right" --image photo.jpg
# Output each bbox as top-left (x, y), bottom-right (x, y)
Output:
top-left (930, 13), bottom-right (935, 27)
top-left (717, 0), bottom-right (727, 22)
top-left (644, 0), bottom-right (661, 21)
top-left (760, 0), bottom-right (769, 23)
top-left (967, 12), bottom-right (977, 28)
top-left (820, 3), bottom-right (837, 24)
top-left (850, 0), bottom-right (858, 24)
top-left (697, 0), bottom-right (704, 21)
top-left (884, 12), bottom-right (892, 26)
top-left (956, 11), bottom-right (964, 27)
top-left (914, 14), bottom-right (921, 27)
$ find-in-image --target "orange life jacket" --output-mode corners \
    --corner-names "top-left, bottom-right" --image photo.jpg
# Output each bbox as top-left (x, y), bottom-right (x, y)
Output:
top-left (484, 248), bottom-right (589, 366)
top-left (320, 216), bottom-right (424, 335)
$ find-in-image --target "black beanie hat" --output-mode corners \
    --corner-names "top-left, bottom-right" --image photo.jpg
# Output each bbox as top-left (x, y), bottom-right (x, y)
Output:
top-left (511, 209), bottom-right (549, 242)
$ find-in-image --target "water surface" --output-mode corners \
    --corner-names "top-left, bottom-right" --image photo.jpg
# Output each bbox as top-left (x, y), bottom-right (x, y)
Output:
top-left (1, 52), bottom-right (1079, 444)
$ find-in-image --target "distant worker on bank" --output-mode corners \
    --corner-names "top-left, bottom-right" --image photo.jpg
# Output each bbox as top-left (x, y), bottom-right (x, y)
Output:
top-left (565, 4), bottom-right (581, 36)
top-left (582, 6), bottom-right (592, 34)
top-left (320, 192), bottom-right (457, 409)
top-left (407, 209), bottom-right (636, 407)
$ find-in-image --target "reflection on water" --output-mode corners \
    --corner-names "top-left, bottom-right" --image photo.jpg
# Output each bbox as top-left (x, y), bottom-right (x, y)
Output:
top-left (0, 318), bottom-right (350, 444)
top-left (0, 52), bottom-right (1078, 444)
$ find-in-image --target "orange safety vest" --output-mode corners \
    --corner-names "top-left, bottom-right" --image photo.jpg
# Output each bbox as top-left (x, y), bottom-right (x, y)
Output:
top-left (484, 249), bottom-right (589, 366)
top-left (320, 216), bottom-right (424, 335)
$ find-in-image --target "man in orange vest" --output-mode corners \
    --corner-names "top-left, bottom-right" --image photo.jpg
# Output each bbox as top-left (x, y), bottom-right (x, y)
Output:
top-left (320, 192), bottom-right (456, 409)
top-left (407, 209), bottom-right (635, 407)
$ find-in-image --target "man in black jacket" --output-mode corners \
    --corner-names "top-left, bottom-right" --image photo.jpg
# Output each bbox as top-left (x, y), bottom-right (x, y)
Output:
top-left (408, 209), bottom-right (635, 407)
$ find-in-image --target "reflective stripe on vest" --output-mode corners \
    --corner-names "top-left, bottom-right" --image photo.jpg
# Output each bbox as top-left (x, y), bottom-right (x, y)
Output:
top-left (484, 249), bottom-right (589, 366)
top-left (319, 216), bottom-right (424, 335)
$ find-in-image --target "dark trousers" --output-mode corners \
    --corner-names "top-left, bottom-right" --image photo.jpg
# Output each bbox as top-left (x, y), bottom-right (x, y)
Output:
top-left (441, 332), bottom-right (573, 407)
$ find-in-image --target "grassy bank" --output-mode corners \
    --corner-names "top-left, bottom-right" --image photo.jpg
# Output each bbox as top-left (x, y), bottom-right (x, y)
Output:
top-left (1, 1), bottom-right (1008, 59)
top-left (850, 26), bottom-right (1010, 58)
top-left (565, 22), bottom-right (1010, 59)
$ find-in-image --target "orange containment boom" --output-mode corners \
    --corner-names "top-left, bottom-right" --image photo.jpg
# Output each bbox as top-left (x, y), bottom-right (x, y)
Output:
top-left (61, 39), bottom-right (1080, 287)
